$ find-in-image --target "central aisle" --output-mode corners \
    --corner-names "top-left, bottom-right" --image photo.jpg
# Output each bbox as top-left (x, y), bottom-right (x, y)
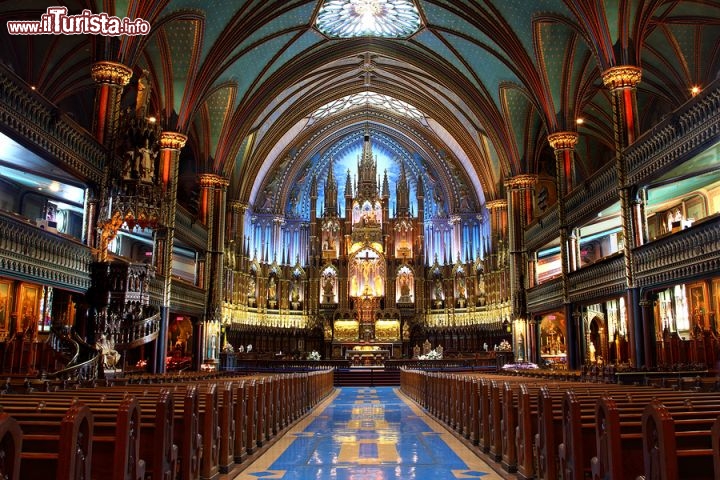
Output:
top-left (235, 387), bottom-right (503, 479)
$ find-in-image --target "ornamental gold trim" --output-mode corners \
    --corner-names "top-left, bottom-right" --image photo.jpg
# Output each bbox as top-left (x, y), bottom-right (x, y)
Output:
top-left (504, 174), bottom-right (537, 189)
top-left (601, 66), bottom-right (642, 90)
top-left (547, 131), bottom-right (579, 151)
top-left (199, 173), bottom-right (230, 188)
top-left (229, 200), bottom-right (248, 212)
top-left (159, 131), bottom-right (188, 150)
top-left (486, 199), bottom-right (507, 210)
top-left (90, 61), bottom-right (132, 86)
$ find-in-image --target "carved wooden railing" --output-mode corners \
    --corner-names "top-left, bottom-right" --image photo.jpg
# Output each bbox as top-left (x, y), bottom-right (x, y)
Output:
top-left (175, 205), bottom-right (208, 250)
top-left (0, 63), bottom-right (105, 184)
top-left (634, 214), bottom-right (720, 288)
top-left (525, 205), bottom-right (560, 253)
top-left (148, 275), bottom-right (207, 315)
top-left (171, 278), bottom-right (207, 315)
top-left (45, 329), bottom-right (101, 381)
top-left (567, 253), bottom-right (625, 303)
top-left (625, 77), bottom-right (720, 186)
top-left (47, 351), bottom-right (101, 382)
top-left (526, 276), bottom-right (563, 312)
top-left (113, 312), bottom-right (161, 350)
top-left (564, 161), bottom-right (618, 227)
top-left (0, 211), bottom-right (92, 291)
top-left (46, 327), bottom-right (79, 366)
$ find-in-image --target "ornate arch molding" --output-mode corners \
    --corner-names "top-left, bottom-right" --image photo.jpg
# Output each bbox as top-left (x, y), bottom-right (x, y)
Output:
top-left (249, 108), bottom-right (481, 218)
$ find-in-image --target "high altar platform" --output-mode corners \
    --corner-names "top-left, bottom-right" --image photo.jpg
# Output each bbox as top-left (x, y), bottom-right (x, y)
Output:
top-left (235, 387), bottom-right (503, 479)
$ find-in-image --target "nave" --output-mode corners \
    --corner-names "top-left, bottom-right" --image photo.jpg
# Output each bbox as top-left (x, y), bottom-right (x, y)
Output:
top-left (236, 387), bottom-right (502, 480)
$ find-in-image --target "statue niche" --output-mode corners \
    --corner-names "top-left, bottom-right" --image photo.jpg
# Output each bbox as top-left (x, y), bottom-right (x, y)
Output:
top-left (350, 248), bottom-right (385, 298)
top-left (321, 268), bottom-right (337, 304)
top-left (396, 266), bottom-right (414, 303)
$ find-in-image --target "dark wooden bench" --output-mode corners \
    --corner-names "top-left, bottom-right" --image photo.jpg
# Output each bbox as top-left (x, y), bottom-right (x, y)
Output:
top-left (0, 412), bottom-right (22, 480)
top-left (4, 402), bottom-right (92, 480)
top-left (2, 395), bottom-right (146, 480)
top-left (11, 388), bottom-right (178, 480)
top-left (639, 400), bottom-right (719, 480)
top-left (592, 393), bottom-right (720, 480)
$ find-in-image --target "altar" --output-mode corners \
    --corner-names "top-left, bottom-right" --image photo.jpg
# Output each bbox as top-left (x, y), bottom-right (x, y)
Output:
top-left (343, 344), bottom-right (393, 366)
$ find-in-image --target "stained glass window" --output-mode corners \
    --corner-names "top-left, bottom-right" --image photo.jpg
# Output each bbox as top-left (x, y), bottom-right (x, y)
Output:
top-left (310, 91), bottom-right (425, 121)
top-left (316, 0), bottom-right (421, 38)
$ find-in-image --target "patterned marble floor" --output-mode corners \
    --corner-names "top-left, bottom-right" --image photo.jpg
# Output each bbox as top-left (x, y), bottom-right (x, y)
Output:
top-left (234, 387), bottom-right (503, 480)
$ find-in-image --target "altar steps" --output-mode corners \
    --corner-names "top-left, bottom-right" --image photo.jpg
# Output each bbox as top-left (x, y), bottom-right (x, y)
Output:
top-left (334, 368), bottom-right (401, 387)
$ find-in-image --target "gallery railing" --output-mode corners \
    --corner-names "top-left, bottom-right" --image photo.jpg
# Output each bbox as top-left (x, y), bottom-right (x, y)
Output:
top-left (526, 276), bottom-right (563, 312)
top-left (0, 211), bottom-right (92, 292)
top-left (634, 214), bottom-right (720, 288)
top-left (0, 63), bottom-right (105, 183)
top-left (567, 253), bottom-right (625, 303)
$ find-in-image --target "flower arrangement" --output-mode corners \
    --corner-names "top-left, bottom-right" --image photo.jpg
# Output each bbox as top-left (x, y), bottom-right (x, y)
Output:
top-left (307, 350), bottom-right (321, 361)
top-left (200, 362), bottom-right (217, 372)
top-left (222, 342), bottom-right (234, 353)
top-left (418, 348), bottom-right (443, 360)
top-left (497, 339), bottom-right (512, 351)
top-left (502, 362), bottom-right (538, 370)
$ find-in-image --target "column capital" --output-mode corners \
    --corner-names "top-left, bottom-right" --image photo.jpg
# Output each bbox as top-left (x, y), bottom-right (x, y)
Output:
top-left (90, 61), bottom-right (132, 86)
top-left (547, 131), bottom-right (579, 151)
top-left (229, 200), bottom-right (248, 212)
top-left (199, 173), bottom-right (230, 189)
top-left (504, 174), bottom-right (537, 189)
top-left (485, 199), bottom-right (507, 210)
top-left (159, 131), bottom-right (188, 150)
top-left (602, 65), bottom-right (642, 90)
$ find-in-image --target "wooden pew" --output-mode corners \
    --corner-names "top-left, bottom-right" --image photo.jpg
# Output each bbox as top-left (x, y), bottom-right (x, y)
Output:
top-left (199, 382), bottom-right (219, 480)
top-left (501, 381), bottom-right (518, 472)
top-left (12, 388), bottom-right (177, 480)
top-left (639, 400), bottom-right (719, 480)
top-left (535, 386), bottom-right (564, 480)
top-left (713, 416), bottom-right (720, 478)
top-left (515, 383), bottom-right (537, 479)
top-left (54, 383), bottom-right (194, 480)
top-left (232, 380), bottom-right (247, 464)
top-left (592, 393), bottom-right (720, 480)
top-left (91, 380), bottom-right (224, 480)
top-left (0, 369), bottom-right (330, 480)
top-left (218, 381), bottom-right (235, 473)
top-left (8, 402), bottom-right (93, 480)
top-left (0, 413), bottom-right (21, 480)
top-left (3, 396), bottom-right (145, 480)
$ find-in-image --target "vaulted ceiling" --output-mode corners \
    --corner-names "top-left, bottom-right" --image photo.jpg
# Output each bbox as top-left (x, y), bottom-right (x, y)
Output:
top-left (2, 1), bottom-right (718, 216)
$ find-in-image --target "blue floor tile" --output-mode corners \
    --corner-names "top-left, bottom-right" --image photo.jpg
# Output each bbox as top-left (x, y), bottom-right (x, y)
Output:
top-left (238, 387), bottom-right (500, 480)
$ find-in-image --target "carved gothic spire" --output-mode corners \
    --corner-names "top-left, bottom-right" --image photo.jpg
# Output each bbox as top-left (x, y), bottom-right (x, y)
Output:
top-left (382, 169), bottom-right (390, 198)
top-left (396, 162), bottom-right (410, 214)
top-left (311, 174), bottom-right (318, 196)
top-left (357, 127), bottom-right (378, 199)
top-left (324, 157), bottom-right (338, 216)
top-left (345, 168), bottom-right (353, 198)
